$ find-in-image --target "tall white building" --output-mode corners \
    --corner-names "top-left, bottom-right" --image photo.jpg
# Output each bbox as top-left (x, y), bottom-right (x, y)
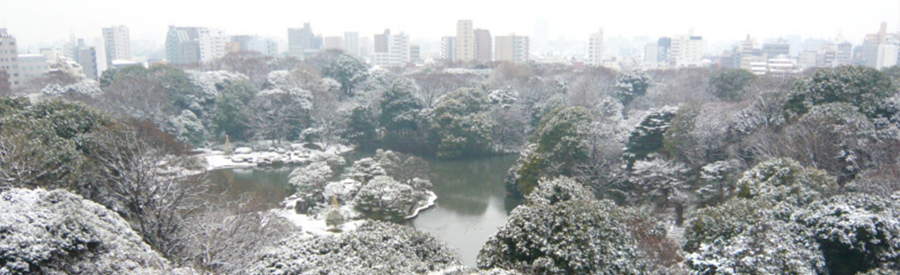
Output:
top-left (495, 35), bottom-right (529, 63)
top-left (876, 44), bottom-right (899, 69)
top-left (456, 20), bottom-right (475, 62)
top-left (344, 32), bottom-right (360, 56)
top-left (102, 25), bottom-right (132, 64)
top-left (0, 28), bottom-right (20, 89)
top-left (372, 30), bottom-right (409, 67)
top-left (166, 26), bottom-right (228, 64)
top-left (587, 29), bottom-right (604, 66)
top-left (669, 31), bottom-right (703, 67)
top-left (441, 36), bottom-right (456, 61)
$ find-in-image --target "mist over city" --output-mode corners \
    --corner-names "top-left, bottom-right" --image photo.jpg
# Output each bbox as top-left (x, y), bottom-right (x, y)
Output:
top-left (4, 1), bottom-right (900, 274)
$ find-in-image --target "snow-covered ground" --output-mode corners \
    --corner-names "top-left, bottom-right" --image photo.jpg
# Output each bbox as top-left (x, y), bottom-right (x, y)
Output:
top-left (199, 142), bottom-right (353, 171)
top-left (274, 189), bottom-right (438, 236)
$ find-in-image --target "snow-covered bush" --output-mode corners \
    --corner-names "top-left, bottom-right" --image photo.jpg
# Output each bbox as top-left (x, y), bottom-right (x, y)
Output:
top-left (525, 176), bottom-right (594, 206)
top-left (478, 200), bottom-right (661, 274)
top-left (247, 221), bottom-right (459, 274)
top-left (322, 179), bottom-right (361, 204)
top-left (0, 188), bottom-right (171, 274)
top-left (354, 175), bottom-right (423, 222)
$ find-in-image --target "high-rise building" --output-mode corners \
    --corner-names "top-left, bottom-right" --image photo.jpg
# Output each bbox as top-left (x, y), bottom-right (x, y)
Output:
top-left (657, 37), bottom-right (671, 66)
top-left (410, 44), bottom-right (421, 63)
top-left (17, 54), bottom-right (48, 81)
top-left (374, 29), bottom-right (390, 53)
top-left (495, 34), bottom-right (529, 63)
top-left (456, 20), bottom-right (475, 62)
top-left (371, 30), bottom-right (410, 67)
top-left (0, 28), bottom-right (20, 89)
top-left (835, 42), bottom-right (853, 66)
top-left (643, 42), bottom-right (658, 66)
top-left (669, 31), bottom-right (703, 67)
top-left (77, 46), bottom-right (98, 80)
top-left (587, 29), bottom-right (604, 66)
top-left (474, 29), bottom-right (492, 62)
top-left (288, 23), bottom-right (322, 58)
top-left (344, 32), bottom-right (360, 56)
top-left (324, 36), bottom-right (343, 50)
top-left (230, 35), bottom-right (278, 56)
top-left (166, 26), bottom-right (229, 64)
top-left (102, 25), bottom-right (132, 64)
top-left (762, 42), bottom-right (790, 59)
top-left (441, 36), bottom-right (456, 61)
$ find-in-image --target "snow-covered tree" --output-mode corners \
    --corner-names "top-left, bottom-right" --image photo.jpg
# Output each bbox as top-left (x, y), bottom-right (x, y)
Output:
top-left (354, 175), bottom-right (423, 222)
top-left (628, 156), bottom-right (690, 224)
top-left (289, 160), bottom-right (335, 212)
top-left (613, 70), bottom-right (651, 106)
top-left (478, 199), bottom-right (663, 274)
top-left (321, 54), bottom-right (369, 95)
top-left (735, 157), bottom-right (837, 206)
top-left (343, 157), bottom-right (387, 183)
top-left (525, 176), bottom-right (594, 206)
top-left (432, 86), bottom-right (496, 159)
top-left (707, 68), bottom-right (756, 102)
top-left (248, 86), bottom-right (313, 143)
top-left (511, 106), bottom-right (592, 196)
top-left (248, 221), bottom-right (459, 274)
top-left (623, 106), bottom-right (678, 168)
top-left (786, 65), bottom-right (895, 118)
top-left (0, 188), bottom-right (172, 274)
top-left (792, 193), bottom-right (900, 274)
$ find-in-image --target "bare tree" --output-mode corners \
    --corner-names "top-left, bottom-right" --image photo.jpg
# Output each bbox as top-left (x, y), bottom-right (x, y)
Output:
top-left (80, 124), bottom-right (207, 259)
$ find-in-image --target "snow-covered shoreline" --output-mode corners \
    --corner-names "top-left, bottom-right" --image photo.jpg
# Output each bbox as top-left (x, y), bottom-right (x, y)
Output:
top-left (199, 143), bottom-right (353, 171)
top-left (406, 190), bottom-right (438, 219)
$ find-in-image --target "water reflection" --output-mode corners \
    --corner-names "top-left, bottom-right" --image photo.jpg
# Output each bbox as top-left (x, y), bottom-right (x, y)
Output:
top-left (410, 155), bottom-right (521, 267)
top-left (206, 154), bottom-right (522, 267)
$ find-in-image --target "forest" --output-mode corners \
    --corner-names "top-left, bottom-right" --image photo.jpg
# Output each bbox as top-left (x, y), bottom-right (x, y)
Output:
top-left (4, 49), bottom-right (900, 275)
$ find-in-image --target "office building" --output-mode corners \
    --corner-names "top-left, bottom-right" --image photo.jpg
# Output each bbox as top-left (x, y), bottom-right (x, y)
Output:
top-left (102, 25), bottom-right (132, 64)
top-left (344, 32), bottom-right (360, 56)
top-left (495, 34), bottom-right (529, 63)
top-left (371, 30), bottom-right (409, 67)
top-left (441, 36), bottom-right (456, 61)
top-left (324, 36), bottom-right (343, 50)
top-left (230, 35), bottom-right (278, 56)
top-left (587, 29), bottom-right (604, 66)
top-left (474, 29), bottom-right (492, 62)
top-left (166, 26), bottom-right (229, 64)
top-left (456, 20), bottom-right (475, 62)
top-left (17, 54), bottom-right (48, 81)
top-left (410, 44), bottom-right (421, 63)
top-left (288, 23), bottom-right (322, 58)
top-left (0, 28), bottom-right (20, 88)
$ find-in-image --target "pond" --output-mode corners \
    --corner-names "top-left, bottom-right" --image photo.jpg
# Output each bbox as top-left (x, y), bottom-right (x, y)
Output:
top-left (206, 154), bottom-right (522, 267)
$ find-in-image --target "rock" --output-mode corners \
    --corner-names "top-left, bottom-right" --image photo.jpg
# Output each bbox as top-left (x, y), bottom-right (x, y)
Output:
top-left (234, 147), bottom-right (253, 154)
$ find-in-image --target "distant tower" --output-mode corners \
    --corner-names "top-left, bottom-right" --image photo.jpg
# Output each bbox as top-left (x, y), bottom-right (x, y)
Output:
top-left (587, 29), bottom-right (604, 66)
top-left (456, 20), bottom-right (475, 62)
top-left (102, 25), bottom-right (132, 64)
top-left (474, 29), bottom-right (492, 62)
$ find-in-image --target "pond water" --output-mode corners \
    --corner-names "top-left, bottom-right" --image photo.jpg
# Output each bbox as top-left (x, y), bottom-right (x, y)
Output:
top-left (206, 154), bottom-right (522, 267)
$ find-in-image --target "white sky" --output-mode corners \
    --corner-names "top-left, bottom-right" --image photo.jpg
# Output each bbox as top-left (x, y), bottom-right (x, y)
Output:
top-left (1, 0), bottom-right (899, 51)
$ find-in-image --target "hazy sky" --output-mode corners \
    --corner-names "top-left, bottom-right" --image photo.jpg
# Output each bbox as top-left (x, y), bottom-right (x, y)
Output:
top-left (2, 0), bottom-right (899, 52)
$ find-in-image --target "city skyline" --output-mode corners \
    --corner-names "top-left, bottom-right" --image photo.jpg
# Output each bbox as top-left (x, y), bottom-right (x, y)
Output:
top-left (2, 0), bottom-right (899, 52)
